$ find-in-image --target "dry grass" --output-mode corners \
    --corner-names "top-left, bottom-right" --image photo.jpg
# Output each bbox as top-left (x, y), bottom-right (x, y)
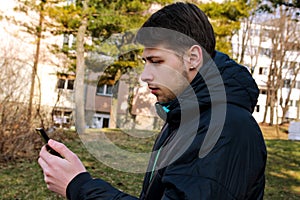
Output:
top-left (260, 123), bottom-right (289, 140)
top-left (0, 126), bottom-right (299, 199)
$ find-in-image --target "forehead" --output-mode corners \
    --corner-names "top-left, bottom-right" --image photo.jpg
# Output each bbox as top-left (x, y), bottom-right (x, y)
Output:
top-left (142, 46), bottom-right (179, 58)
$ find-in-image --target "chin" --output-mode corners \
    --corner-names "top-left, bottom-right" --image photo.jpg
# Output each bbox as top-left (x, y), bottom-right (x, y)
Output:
top-left (156, 98), bottom-right (165, 103)
top-left (157, 98), bottom-right (169, 103)
top-left (156, 94), bottom-right (175, 103)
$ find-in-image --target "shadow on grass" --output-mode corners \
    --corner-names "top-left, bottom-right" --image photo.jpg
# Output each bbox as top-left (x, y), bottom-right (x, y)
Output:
top-left (265, 140), bottom-right (300, 200)
top-left (0, 130), bottom-right (299, 199)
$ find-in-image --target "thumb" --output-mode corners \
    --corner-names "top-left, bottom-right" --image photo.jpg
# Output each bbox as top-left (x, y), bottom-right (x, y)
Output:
top-left (48, 139), bottom-right (86, 172)
top-left (48, 139), bottom-right (73, 160)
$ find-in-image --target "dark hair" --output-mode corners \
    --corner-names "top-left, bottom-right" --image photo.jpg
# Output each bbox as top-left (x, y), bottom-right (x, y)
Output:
top-left (135, 2), bottom-right (216, 57)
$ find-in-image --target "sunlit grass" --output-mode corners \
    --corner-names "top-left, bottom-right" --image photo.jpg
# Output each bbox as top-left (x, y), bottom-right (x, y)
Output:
top-left (0, 129), bottom-right (299, 199)
top-left (264, 140), bottom-right (300, 199)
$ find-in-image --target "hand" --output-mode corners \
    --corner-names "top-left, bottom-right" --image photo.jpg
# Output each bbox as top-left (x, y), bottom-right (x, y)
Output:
top-left (38, 139), bottom-right (86, 197)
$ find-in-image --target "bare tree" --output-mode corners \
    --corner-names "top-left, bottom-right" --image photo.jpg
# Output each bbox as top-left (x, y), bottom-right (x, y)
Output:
top-left (235, 0), bottom-right (262, 72)
top-left (4, 0), bottom-right (50, 127)
top-left (236, 17), bottom-right (265, 74)
top-left (27, 0), bottom-right (45, 125)
top-left (236, 1), bottom-right (300, 126)
top-left (261, 3), bottom-right (300, 125)
top-left (279, 57), bottom-right (300, 123)
top-left (0, 39), bottom-right (40, 161)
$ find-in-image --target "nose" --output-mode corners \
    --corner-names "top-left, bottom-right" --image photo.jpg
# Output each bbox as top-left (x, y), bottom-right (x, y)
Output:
top-left (140, 63), bottom-right (154, 83)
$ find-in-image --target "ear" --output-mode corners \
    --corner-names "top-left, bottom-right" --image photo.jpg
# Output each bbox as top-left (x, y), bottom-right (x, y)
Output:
top-left (188, 45), bottom-right (203, 71)
top-left (184, 45), bottom-right (203, 82)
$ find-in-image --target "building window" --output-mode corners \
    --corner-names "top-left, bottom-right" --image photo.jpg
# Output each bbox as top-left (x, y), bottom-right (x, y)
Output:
top-left (57, 74), bottom-right (75, 90)
top-left (62, 33), bottom-right (76, 52)
top-left (57, 79), bottom-right (66, 89)
top-left (260, 89), bottom-right (267, 95)
top-left (250, 28), bottom-right (260, 36)
top-left (260, 48), bottom-right (272, 57)
top-left (296, 100), bottom-right (300, 108)
top-left (53, 109), bottom-right (73, 128)
top-left (283, 79), bottom-right (291, 88)
top-left (258, 67), bottom-right (268, 75)
top-left (296, 81), bottom-right (300, 89)
top-left (256, 105), bottom-right (260, 112)
top-left (96, 84), bottom-right (113, 96)
top-left (67, 79), bottom-right (75, 90)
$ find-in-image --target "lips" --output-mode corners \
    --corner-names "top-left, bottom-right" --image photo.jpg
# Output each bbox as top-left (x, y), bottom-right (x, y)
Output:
top-left (151, 89), bottom-right (159, 95)
top-left (148, 85), bottom-right (159, 95)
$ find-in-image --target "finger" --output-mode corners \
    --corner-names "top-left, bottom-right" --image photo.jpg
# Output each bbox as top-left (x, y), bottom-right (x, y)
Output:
top-left (39, 145), bottom-right (48, 160)
top-left (47, 139), bottom-right (74, 161)
top-left (39, 145), bottom-right (53, 161)
top-left (38, 157), bottom-right (52, 184)
top-left (38, 156), bottom-right (48, 170)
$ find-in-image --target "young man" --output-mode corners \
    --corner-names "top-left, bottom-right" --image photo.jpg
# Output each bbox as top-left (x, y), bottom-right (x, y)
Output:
top-left (38, 2), bottom-right (267, 199)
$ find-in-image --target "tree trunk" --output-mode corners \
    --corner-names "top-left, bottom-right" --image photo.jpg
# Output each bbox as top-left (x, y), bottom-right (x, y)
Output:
top-left (262, 61), bottom-right (273, 124)
top-left (238, 18), bottom-right (250, 65)
top-left (269, 97), bottom-right (274, 125)
top-left (281, 67), bottom-right (300, 122)
top-left (74, 0), bottom-right (89, 134)
top-left (27, 1), bottom-right (44, 126)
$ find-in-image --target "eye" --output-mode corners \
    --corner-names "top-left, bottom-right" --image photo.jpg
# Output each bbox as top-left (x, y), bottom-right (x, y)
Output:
top-left (151, 59), bottom-right (163, 64)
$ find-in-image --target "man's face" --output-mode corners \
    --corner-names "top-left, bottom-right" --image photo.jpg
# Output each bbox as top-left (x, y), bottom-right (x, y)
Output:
top-left (141, 46), bottom-right (194, 103)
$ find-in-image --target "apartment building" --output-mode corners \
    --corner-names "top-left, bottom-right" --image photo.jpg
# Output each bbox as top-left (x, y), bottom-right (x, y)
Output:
top-left (0, 0), bottom-right (161, 130)
top-left (232, 7), bottom-right (300, 124)
top-left (2, 0), bottom-right (299, 129)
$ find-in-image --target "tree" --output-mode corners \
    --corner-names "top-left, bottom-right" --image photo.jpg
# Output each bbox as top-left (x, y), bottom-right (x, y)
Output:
top-left (258, 1), bottom-right (300, 125)
top-left (4, 0), bottom-right (172, 132)
top-left (230, 0), bottom-right (300, 127)
top-left (0, 0), bottom-right (68, 160)
top-left (198, 0), bottom-right (250, 56)
top-left (74, 0), bottom-right (89, 134)
top-left (5, 0), bottom-right (50, 127)
top-left (47, 0), bottom-right (172, 132)
top-left (0, 38), bottom-right (41, 161)
top-left (234, 0), bottom-right (262, 70)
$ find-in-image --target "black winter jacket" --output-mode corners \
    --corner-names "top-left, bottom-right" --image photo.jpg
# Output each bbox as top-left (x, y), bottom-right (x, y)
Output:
top-left (66, 51), bottom-right (267, 200)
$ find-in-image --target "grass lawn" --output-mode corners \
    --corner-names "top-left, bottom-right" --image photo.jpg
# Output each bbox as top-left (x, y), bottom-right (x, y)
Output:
top-left (0, 126), bottom-right (299, 199)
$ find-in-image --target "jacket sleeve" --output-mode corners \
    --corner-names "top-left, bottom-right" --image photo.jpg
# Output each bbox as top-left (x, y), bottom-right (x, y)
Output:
top-left (66, 172), bottom-right (139, 200)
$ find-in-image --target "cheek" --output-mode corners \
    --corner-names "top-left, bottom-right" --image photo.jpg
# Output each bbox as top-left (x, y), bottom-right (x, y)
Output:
top-left (154, 63), bottom-right (186, 85)
top-left (158, 73), bottom-right (189, 97)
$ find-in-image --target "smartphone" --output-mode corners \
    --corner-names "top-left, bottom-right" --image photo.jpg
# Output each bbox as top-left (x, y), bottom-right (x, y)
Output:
top-left (35, 128), bottom-right (62, 158)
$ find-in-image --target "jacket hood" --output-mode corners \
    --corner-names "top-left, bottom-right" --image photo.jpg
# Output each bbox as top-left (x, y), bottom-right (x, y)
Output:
top-left (211, 51), bottom-right (259, 113)
top-left (185, 50), bottom-right (259, 113)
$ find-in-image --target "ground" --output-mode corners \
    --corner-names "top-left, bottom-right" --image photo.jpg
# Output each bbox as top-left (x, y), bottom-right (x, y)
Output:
top-left (260, 123), bottom-right (289, 140)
